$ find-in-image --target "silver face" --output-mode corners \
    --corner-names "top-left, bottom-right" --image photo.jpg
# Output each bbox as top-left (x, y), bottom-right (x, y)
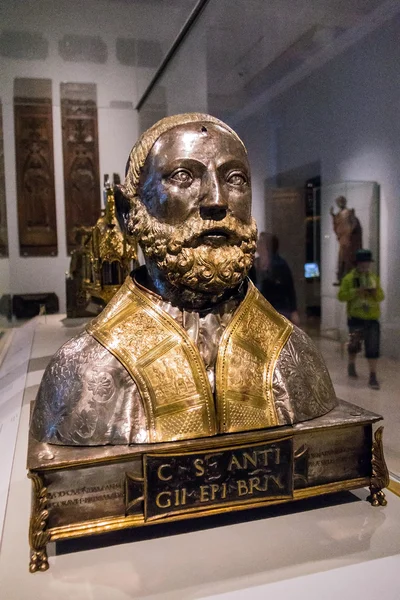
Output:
top-left (129, 121), bottom-right (257, 309)
top-left (139, 122), bottom-right (252, 227)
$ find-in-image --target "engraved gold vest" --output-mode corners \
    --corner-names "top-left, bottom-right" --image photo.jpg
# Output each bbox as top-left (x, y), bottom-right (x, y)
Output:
top-left (87, 278), bottom-right (293, 443)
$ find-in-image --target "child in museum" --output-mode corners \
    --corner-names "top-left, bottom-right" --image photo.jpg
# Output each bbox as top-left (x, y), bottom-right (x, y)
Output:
top-left (338, 249), bottom-right (384, 390)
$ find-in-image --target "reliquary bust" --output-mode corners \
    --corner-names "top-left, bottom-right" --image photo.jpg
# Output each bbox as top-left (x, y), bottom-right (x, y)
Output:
top-left (31, 113), bottom-right (337, 446)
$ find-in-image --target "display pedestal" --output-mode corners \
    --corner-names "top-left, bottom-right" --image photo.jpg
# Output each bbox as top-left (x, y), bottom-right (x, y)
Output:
top-left (27, 399), bottom-right (389, 573)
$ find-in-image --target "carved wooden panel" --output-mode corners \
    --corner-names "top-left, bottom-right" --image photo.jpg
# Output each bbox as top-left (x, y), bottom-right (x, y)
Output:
top-left (14, 98), bottom-right (57, 256)
top-left (61, 84), bottom-right (100, 254)
top-left (0, 102), bottom-right (8, 257)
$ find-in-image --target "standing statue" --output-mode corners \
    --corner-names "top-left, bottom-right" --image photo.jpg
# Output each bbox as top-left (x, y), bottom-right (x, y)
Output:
top-left (30, 113), bottom-right (336, 446)
top-left (330, 195), bottom-right (362, 283)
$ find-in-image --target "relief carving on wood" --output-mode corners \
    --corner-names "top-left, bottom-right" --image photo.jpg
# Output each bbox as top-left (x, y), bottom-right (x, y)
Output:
top-left (14, 98), bottom-right (57, 256)
top-left (0, 101), bottom-right (8, 257)
top-left (61, 88), bottom-right (101, 254)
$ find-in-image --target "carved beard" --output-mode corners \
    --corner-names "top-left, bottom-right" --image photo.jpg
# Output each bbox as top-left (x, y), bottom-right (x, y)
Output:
top-left (127, 196), bottom-right (257, 300)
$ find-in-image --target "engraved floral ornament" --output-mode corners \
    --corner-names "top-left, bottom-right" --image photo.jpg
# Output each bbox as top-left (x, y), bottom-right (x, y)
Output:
top-left (72, 369), bottom-right (117, 438)
top-left (87, 370), bottom-right (115, 402)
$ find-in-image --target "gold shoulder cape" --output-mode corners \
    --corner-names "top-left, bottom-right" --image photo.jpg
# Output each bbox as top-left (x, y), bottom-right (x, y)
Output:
top-left (87, 278), bottom-right (293, 443)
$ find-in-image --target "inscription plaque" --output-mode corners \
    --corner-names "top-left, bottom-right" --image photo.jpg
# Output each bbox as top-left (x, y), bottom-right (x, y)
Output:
top-left (297, 425), bottom-right (372, 487)
top-left (144, 438), bottom-right (293, 521)
top-left (44, 461), bottom-right (130, 527)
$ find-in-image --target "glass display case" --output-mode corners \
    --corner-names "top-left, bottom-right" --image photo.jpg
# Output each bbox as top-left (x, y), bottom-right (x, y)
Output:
top-left (320, 181), bottom-right (379, 341)
top-left (0, 0), bottom-right (399, 591)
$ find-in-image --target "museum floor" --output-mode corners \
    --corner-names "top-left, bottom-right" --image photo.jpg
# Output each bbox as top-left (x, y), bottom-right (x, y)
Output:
top-left (0, 315), bottom-right (400, 599)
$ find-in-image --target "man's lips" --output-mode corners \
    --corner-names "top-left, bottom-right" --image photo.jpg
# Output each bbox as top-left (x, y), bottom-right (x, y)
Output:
top-left (194, 228), bottom-right (238, 247)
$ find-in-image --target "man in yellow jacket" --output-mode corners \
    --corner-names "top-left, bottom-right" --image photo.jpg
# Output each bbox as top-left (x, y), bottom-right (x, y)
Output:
top-left (338, 249), bottom-right (384, 389)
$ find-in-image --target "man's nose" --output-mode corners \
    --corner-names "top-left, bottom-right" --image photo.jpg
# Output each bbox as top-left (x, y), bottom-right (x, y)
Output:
top-left (199, 171), bottom-right (228, 221)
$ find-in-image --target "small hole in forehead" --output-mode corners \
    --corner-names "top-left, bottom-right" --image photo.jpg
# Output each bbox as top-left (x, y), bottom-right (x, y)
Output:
top-left (201, 126), bottom-right (207, 133)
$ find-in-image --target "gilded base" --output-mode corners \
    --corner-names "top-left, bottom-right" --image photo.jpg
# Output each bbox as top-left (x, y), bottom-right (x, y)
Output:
top-left (367, 427), bottom-right (390, 506)
top-left (29, 549), bottom-right (49, 573)
top-left (27, 400), bottom-right (388, 572)
top-left (367, 489), bottom-right (387, 507)
top-left (28, 472), bottom-right (51, 573)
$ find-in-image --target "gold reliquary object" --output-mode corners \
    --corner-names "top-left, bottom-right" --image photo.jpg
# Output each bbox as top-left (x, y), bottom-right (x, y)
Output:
top-left (28, 114), bottom-right (389, 574)
top-left (66, 174), bottom-right (138, 318)
top-left (83, 174), bottom-right (138, 305)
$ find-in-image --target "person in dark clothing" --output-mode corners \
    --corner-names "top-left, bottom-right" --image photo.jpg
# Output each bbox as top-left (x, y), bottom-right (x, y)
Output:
top-left (250, 232), bottom-right (300, 325)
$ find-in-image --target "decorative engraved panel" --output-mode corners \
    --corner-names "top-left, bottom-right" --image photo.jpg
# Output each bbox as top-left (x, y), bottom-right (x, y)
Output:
top-left (144, 345), bottom-right (199, 407)
top-left (109, 308), bottom-right (168, 360)
top-left (0, 102), bottom-right (8, 256)
top-left (228, 402), bottom-right (273, 432)
top-left (218, 287), bottom-right (292, 434)
top-left (227, 345), bottom-right (264, 395)
top-left (236, 302), bottom-right (280, 353)
top-left (61, 83), bottom-right (100, 254)
top-left (14, 95), bottom-right (57, 256)
top-left (158, 407), bottom-right (205, 440)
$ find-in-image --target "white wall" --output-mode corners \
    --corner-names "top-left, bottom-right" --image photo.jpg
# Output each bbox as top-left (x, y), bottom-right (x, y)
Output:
top-left (235, 13), bottom-right (400, 357)
top-left (234, 113), bottom-right (278, 233)
top-left (0, 0), bottom-right (188, 312)
top-left (164, 25), bottom-right (209, 116)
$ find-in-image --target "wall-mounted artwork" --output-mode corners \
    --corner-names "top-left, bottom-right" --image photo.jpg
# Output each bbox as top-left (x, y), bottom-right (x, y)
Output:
top-left (14, 78), bottom-right (57, 256)
top-left (61, 83), bottom-right (101, 254)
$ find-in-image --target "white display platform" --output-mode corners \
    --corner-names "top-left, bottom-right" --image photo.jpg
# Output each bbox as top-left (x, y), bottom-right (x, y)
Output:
top-left (0, 320), bottom-right (35, 543)
top-left (0, 315), bottom-right (399, 599)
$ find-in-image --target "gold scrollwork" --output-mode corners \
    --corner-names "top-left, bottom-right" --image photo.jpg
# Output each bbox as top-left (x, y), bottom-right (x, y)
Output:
top-left (28, 472), bottom-right (51, 573)
top-left (367, 426), bottom-right (389, 507)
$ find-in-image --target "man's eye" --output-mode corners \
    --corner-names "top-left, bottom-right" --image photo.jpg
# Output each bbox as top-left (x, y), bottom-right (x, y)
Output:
top-left (227, 172), bottom-right (247, 186)
top-left (169, 169), bottom-right (192, 184)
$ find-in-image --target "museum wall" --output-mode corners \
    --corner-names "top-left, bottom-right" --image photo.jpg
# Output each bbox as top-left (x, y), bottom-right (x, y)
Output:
top-left (232, 112), bottom-right (276, 234)
top-left (0, 0), bottom-right (192, 312)
top-left (234, 12), bottom-right (400, 357)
